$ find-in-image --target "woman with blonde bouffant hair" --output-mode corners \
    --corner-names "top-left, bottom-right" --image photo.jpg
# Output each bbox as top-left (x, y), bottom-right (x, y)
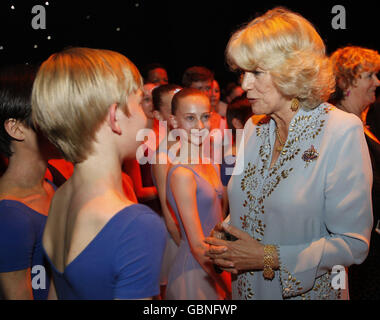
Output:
top-left (205, 7), bottom-right (373, 300)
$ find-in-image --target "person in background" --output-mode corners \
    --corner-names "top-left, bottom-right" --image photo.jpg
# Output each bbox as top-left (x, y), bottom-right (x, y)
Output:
top-left (165, 88), bottom-right (231, 300)
top-left (32, 47), bottom-right (166, 299)
top-left (330, 45), bottom-right (380, 300)
top-left (151, 83), bottom-right (183, 245)
top-left (220, 96), bottom-right (254, 188)
top-left (205, 7), bottom-right (373, 300)
top-left (123, 82), bottom-right (159, 210)
top-left (211, 80), bottom-right (228, 128)
top-left (141, 82), bottom-right (160, 132)
top-left (182, 66), bottom-right (213, 99)
top-left (0, 65), bottom-right (56, 300)
top-left (151, 83), bottom-right (182, 299)
top-left (222, 82), bottom-right (245, 104)
top-left (182, 66), bottom-right (226, 162)
top-left (143, 63), bottom-right (169, 86)
top-left (182, 66), bottom-right (226, 131)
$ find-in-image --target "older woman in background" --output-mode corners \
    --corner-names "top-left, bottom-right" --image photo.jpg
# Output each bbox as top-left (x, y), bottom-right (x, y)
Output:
top-left (205, 7), bottom-right (373, 300)
top-left (330, 46), bottom-right (380, 300)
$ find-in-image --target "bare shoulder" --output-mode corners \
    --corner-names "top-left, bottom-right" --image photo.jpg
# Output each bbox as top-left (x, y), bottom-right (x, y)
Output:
top-left (80, 192), bottom-right (134, 227)
top-left (171, 166), bottom-right (195, 184)
top-left (47, 183), bottom-right (132, 237)
top-left (169, 166), bottom-right (196, 193)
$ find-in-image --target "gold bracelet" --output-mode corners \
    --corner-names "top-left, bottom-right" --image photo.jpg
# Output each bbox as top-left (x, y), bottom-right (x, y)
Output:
top-left (263, 244), bottom-right (277, 280)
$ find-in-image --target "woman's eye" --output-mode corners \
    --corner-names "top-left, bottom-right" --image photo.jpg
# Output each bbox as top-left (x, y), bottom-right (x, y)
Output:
top-left (203, 114), bottom-right (211, 120)
top-left (362, 72), bottom-right (374, 79)
top-left (186, 116), bottom-right (194, 121)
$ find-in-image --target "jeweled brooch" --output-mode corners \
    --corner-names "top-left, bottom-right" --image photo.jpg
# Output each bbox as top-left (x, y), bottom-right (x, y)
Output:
top-left (302, 145), bottom-right (319, 167)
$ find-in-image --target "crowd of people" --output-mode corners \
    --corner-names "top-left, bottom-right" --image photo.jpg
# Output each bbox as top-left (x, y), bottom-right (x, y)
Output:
top-left (0, 7), bottom-right (379, 300)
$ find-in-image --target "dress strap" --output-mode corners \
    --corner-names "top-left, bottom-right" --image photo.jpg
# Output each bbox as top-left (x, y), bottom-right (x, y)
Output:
top-left (168, 164), bottom-right (201, 179)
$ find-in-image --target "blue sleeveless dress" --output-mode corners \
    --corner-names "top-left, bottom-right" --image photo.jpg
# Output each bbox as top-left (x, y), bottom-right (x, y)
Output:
top-left (165, 164), bottom-right (225, 300)
top-left (43, 204), bottom-right (166, 300)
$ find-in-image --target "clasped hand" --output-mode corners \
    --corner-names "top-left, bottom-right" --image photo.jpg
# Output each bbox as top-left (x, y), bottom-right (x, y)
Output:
top-left (204, 222), bottom-right (265, 274)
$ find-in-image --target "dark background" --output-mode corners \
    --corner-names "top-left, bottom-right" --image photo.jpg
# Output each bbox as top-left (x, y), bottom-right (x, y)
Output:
top-left (0, 0), bottom-right (379, 88)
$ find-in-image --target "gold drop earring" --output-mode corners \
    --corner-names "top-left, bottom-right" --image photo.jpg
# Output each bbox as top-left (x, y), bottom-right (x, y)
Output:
top-left (290, 98), bottom-right (300, 112)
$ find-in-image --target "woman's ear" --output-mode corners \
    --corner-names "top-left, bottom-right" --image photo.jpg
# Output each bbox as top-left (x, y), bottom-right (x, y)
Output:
top-left (168, 114), bottom-right (178, 129)
top-left (108, 103), bottom-right (122, 135)
top-left (338, 78), bottom-right (352, 91)
top-left (4, 119), bottom-right (25, 141)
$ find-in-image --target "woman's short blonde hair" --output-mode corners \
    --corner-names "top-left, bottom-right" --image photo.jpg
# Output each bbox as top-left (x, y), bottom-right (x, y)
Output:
top-left (32, 47), bottom-right (142, 163)
top-left (330, 46), bottom-right (380, 103)
top-left (226, 7), bottom-right (335, 110)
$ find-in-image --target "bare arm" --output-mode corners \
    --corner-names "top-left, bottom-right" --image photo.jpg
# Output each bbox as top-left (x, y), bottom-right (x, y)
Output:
top-left (152, 161), bottom-right (181, 246)
top-left (170, 167), bottom-right (231, 295)
top-left (0, 269), bottom-right (33, 300)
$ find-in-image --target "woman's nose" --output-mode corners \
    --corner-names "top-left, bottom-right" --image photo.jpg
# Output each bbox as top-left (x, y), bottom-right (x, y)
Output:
top-left (241, 73), bottom-right (253, 91)
top-left (197, 118), bottom-right (205, 129)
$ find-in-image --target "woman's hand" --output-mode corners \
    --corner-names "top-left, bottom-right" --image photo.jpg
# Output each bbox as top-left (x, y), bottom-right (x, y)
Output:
top-left (210, 222), bottom-right (226, 240)
top-left (204, 222), bottom-right (267, 274)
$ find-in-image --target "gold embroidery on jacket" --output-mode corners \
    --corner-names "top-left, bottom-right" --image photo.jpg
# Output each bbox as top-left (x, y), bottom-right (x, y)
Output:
top-left (236, 105), bottom-right (334, 299)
